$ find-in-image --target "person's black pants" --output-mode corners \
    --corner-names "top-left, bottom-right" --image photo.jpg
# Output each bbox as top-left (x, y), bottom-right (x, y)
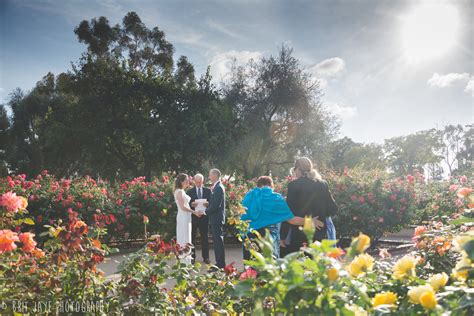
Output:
top-left (285, 225), bottom-right (327, 255)
top-left (191, 214), bottom-right (209, 261)
top-left (210, 223), bottom-right (226, 268)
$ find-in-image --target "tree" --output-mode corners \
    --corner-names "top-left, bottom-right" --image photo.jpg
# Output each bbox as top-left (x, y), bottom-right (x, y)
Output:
top-left (454, 124), bottom-right (473, 175)
top-left (0, 104), bottom-right (10, 175)
top-left (222, 45), bottom-right (338, 177)
top-left (4, 12), bottom-right (237, 179)
top-left (384, 129), bottom-right (443, 177)
top-left (329, 137), bottom-right (386, 171)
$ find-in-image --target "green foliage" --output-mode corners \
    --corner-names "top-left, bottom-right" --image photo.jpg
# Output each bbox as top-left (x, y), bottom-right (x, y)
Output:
top-left (222, 45), bottom-right (337, 178)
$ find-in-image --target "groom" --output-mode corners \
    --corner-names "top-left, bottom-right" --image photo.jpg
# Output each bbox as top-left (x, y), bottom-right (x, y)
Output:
top-left (205, 168), bottom-right (226, 269)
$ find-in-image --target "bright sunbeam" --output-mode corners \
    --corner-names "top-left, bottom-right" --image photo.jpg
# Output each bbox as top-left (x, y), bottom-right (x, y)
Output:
top-left (400, 3), bottom-right (460, 63)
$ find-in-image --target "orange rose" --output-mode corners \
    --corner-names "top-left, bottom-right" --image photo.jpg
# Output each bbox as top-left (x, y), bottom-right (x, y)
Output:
top-left (32, 248), bottom-right (45, 258)
top-left (436, 241), bottom-right (451, 256)
top-left (457, 187), bottom-right (472, 198)
top-left (327, 247), bottom-right (345, 259)
top-left (72, 220), bottom-right (89, 234)
top-left (20, 197), bottom-right (28, 210)
top-left (19, 232), bottom-right (37, 253)
top-left (0, 229), bottom-right (20, 253)
top-left (414, 226), bottom-right (427, 237)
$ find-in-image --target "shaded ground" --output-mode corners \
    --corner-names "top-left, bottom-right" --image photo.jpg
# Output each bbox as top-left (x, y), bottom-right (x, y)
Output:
top-left (99, 227), bottom-right (416, 279)
top-left (100, 244), bottom-right (246, 281)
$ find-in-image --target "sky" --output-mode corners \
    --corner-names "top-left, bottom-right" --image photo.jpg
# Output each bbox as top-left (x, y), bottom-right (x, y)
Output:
top-left (0, 0), bottom-right (473, 143)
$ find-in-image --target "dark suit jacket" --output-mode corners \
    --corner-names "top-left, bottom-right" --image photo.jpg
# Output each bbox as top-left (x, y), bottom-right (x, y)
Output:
top-left (206, 181), bottom-right (226, 225)
top-left (281, 176), bottom-right (338, 242)
top-left (186, 186), bottom-right (212, 212)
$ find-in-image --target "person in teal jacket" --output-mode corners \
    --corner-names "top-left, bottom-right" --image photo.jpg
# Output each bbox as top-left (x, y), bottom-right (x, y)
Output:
top-left (241, 176), bottom-right (307, 259)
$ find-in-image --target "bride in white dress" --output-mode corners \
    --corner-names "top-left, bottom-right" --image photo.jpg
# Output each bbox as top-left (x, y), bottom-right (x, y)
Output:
top-left (173, 173), bottom-right (203, 264)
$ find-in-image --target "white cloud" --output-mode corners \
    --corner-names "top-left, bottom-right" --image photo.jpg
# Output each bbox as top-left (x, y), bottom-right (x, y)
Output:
top-left (427, 73), bottom-right (474, 97)
top-left (427, 72), bottom-right (470, 88)
top-left (310, 57), bottom-right (345, 77)
top-left (325, 102), bottom-right (357, 120)
top-left (307, 57), bottom-right (345, 90)
top-left (208, 50), bottom-right (262, 80)
top-left (465, 78), bottom-right (474, 96)
top-left (206, 19), bottom-right (243, 39)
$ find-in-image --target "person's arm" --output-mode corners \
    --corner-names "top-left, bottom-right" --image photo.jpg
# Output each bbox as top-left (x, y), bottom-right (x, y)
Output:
top-left (187, 188), bottom-right (197, 209)
top-left (205, 186), bottom-right (223, 216)
top-left (287, 216), bottom-right (304, 225)
top-left (287, 216), bottom-right (324, 229)
top-left (286, 181), bottom-right (297, 214)
top-left (176, 191), bottom-right (198, 214)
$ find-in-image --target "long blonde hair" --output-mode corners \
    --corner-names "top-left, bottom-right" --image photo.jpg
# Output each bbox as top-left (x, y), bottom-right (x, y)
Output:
top-left (294, 157), bottom-right (322, 181)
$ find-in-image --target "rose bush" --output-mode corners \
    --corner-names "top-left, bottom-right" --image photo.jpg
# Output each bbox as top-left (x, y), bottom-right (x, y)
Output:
top-left (0, 189), bottom-right (472, 314)
top-left (1, 170), bottom-right (472, 244)
top-left (0, 193), bottom-right (118, 314)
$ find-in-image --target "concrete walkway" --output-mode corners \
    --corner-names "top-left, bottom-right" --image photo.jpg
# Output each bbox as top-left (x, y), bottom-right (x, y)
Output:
top-left (99, 228), bottom-right (416, 279)
top-left (99, 244), bottom-right (246, 280)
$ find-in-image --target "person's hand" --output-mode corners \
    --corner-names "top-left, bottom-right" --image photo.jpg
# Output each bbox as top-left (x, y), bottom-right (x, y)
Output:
top-left (280, 240), bottom-right (286, 248)
top-left (204, 201), bottom-right (209, 207)
top-left (313, 217), bottom-right (324, 230)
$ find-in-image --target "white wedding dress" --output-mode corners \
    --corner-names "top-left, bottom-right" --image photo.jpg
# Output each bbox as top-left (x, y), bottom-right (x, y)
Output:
top-left (174, 189), bottom-right (193, 264)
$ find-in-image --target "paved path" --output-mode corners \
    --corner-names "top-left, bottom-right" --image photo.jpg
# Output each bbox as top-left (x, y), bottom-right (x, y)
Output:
top-left (99, 245), bottom-right (245, 279)
top-left (99, 228), bottom-right (416, 279)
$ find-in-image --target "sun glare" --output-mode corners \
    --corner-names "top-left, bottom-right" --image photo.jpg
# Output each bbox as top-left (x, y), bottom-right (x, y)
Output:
top-left (400, 3), bottom-right (460, 63)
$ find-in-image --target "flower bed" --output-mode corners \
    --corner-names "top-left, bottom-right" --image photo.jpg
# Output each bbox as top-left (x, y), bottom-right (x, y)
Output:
top-left (0, 170), bottom-right (472, 244)
top-left (0, 189), bottom-right (473, 314)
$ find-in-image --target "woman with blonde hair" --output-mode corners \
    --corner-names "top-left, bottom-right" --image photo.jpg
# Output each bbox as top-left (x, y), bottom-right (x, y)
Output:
top-left (281, 157), bottom-right (338, 254)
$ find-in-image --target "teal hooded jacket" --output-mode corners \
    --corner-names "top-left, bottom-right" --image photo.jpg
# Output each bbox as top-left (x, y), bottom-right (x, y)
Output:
top-left (241, 186), bottom-right (294, 231)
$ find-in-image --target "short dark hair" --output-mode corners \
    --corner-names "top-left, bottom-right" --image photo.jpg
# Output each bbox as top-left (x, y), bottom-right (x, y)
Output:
top-left (256, 176), bottom-right (273, 188)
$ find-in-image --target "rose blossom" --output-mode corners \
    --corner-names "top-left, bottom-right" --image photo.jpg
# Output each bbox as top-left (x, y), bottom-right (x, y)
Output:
top-left (0, 191), bottom-right (27, 213)
top-left (0, 229), bottom-right (20, 253)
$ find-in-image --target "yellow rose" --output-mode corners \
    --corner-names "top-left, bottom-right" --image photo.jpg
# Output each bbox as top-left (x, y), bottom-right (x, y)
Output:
top-left (452, 258), bottom-right (471, 281)
top-left (420, 291), bottom-right (437, 310)
top-left (20, 197), bottom-right (28, 210)
top-left (428, 272), bottom-right (448, 291)
top-left (303, 216), bottom-right (314, 233)
top-left (347, 254), bottom-right (374, 277)
top-left (392, 255), bottom-right (417, 280)
top-left (453, 231), bottom-right (474, 256)
top-left (327, 268), bottom-right (339, 281)
top-left (408, 285), bottom-right (434, 304)
top-left (351, 233), bottom-right (370, 253)
top-left (372, 291), bottom-right (397, 307)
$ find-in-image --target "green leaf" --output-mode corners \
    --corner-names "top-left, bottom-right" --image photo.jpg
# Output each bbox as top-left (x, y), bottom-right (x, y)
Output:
top-left (22, 218), bottom-right (35, 225)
